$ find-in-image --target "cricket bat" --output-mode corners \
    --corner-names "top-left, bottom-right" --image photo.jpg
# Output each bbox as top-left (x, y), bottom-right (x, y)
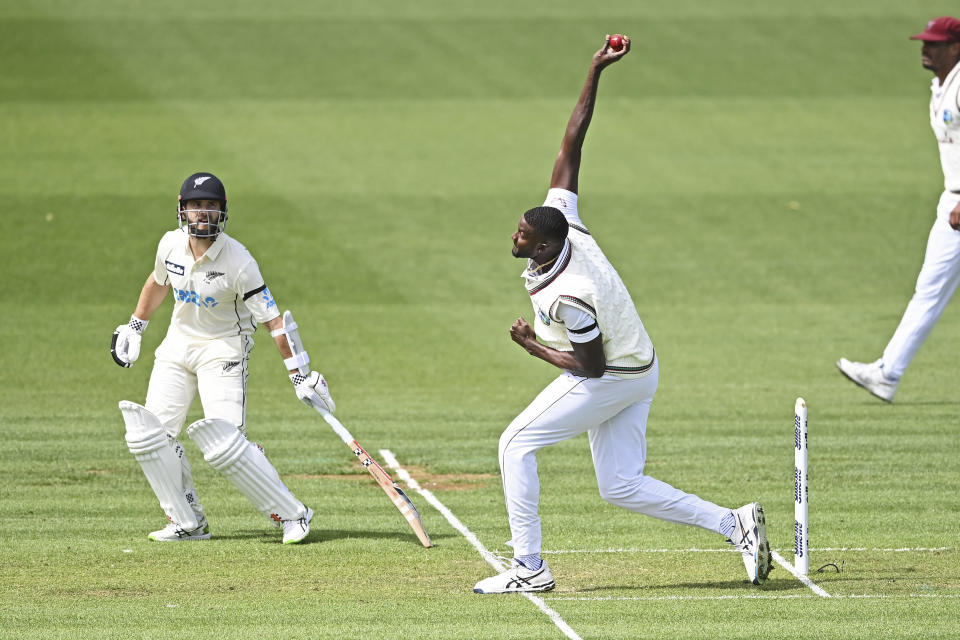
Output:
top-left (281, 310), bottom-right (432, 548)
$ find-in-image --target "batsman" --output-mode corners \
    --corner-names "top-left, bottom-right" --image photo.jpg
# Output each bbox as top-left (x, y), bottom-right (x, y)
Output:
top-left (474, 36), bottom-right (772, 593)
top-left (111, 172), bottom-right (335, 544)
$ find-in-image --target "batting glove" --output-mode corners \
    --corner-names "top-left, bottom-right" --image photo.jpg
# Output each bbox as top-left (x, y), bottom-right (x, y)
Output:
top-left (291, 371), bottom-right (336, 413)
top-left (111, 316), bottom-right (148, 368)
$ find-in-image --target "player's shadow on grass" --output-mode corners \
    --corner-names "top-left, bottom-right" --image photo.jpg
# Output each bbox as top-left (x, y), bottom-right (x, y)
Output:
top-left (310, 528), bottom-right (455, 545)
top-left (879, 400), bottom-right (960, 406)
top-left (226, 528), bottom-right (453, 545)
top-left (574, 579), bottom-right (799, 593)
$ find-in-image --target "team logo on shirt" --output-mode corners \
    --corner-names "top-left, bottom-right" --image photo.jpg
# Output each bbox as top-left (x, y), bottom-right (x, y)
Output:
top-left (945, 109), bottom-right (955, 125)
top-left (203, 271), bottom-right (226, 283)
top-left (536, 307), bottom-right (551, 326)
top-left (165, 260), bottom-right (185, 276)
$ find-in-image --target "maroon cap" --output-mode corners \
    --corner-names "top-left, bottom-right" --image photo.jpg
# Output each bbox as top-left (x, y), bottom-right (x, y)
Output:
top-left (911, 17), bottom-right (960, 42)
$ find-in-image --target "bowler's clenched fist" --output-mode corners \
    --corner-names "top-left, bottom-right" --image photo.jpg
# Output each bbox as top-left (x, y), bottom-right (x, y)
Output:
top-left (510, 317), bottom-right (536, 347)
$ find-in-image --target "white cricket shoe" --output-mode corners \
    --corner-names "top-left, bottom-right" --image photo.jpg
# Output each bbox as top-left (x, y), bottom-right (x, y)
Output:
top-left (729, 503), bottom-right (771, 585)
top-left (836, 358), bottom-right (898, 403)
top-left (148, 517), bottom-right (211, 542)
top-left (282, 508), bottom-right (313, 544)
top-left (473, 560), bottom-right (556, 594)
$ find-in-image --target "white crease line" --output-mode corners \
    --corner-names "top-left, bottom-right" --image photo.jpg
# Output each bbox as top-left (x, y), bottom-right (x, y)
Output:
top-left (529, 547), bottom-right (952, 555)
top-left (546, 593), bottom-right (959, 602)
top-left (770, 550), bottom-right (832, 598)
top-left (537, 548), bottom-right (738, 554)
top-left (380, 450), bottom-right (583, 640)
top-left (548, 594), bottom-right (806, 602)
top-left (803, 547), bottom-right (952, 552)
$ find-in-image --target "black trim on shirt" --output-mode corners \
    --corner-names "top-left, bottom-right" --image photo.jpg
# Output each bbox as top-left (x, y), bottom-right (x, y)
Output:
top-left (233, 294), bottom-right (243, 336)
top-left (568, 322), bottom-right (598, 335)
top-left (243, 284), bottom-right (267, 301)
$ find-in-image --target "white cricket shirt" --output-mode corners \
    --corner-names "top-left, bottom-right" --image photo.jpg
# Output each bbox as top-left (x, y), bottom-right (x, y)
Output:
top-left (152, 230), bottom-right (280, 339)
top-left (522, 189), bottom-right (655, 377)
top-left (930, 60), bottom-right (960, 192)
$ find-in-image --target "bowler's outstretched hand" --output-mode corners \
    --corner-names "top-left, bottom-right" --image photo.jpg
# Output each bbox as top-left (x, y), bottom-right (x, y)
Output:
top-left (595, 34), bottom-right (630, 68)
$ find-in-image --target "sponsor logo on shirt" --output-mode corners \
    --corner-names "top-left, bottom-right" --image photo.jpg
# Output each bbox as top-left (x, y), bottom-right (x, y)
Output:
top-left (165, 260), bottom-right (185, 276)
top-left (173, 287), bottom-right (218, 308)
top-left (945, 109), bottom-right (955, 125)
top-left (222, 361), bottom-right (240, 373)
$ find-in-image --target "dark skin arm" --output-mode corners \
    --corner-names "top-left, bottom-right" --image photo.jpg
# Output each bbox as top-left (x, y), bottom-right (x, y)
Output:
top-left (950, 202), bottom-right (960, 230)
top-left (510, 317), bottom-right (606, 378)
top-left (508, 37), bottom-right (629, 378)
top-left (550, 35), bottom-right (631, 193)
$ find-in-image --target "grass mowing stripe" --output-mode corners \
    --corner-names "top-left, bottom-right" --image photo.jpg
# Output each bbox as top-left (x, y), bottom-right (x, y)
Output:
top-left (380, 449), bottom-right (584, 640)
top-left (771, 550), bottom-right (832, 598)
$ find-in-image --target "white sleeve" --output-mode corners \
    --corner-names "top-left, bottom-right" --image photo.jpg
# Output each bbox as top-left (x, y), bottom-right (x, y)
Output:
top-left (555, 300), bottom-right (600, 343)
top-left (152, 233), bottom-right (175, 285)
top-left (544, 188), bottom-right (587, 231)
top-left (238, 259), bottom-right (280, 324)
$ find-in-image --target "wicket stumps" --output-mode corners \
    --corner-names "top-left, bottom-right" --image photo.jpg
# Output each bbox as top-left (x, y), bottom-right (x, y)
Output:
top-left (794, 397), bottom-right (809, 575)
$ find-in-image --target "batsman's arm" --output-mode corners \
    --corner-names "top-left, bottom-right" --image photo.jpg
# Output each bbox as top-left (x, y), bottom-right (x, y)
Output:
top-left (133, 273), bottom-right (170, 321)
top-left (269, 310), bottom-right (336, 413)
top-left (264, 315), bottom-right (299, 375)
top-left (111, 274), bottom-right (168, 367)
top-left (510, 317), bottom-right (606, 378)
top-left (550, 35), bottom-right (631, 194)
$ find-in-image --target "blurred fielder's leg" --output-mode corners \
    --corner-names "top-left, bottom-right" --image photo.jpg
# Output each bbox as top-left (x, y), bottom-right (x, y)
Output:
top-left (882, 196), bottom-right (960, 379)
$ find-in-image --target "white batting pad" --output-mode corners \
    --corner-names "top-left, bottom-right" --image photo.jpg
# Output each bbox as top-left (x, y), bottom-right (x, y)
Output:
top-left (119, 400), bottom-right (199, 530)
top-left (186, 417), bottom-right (305, 522)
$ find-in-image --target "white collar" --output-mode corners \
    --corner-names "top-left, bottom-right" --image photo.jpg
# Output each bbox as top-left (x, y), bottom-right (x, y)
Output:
top-left (521, 238), bottom-right (571, 288)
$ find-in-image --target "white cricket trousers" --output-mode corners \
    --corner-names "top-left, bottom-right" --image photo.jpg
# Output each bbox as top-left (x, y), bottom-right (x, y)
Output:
top-left (146, 330), bottom-right (252, 436)
top-left (499, 359), bottom-right (730, 556)
top-left (882, 191), bottom-right (960, 379)
top-left (144, 330), bottom-right (253, 518)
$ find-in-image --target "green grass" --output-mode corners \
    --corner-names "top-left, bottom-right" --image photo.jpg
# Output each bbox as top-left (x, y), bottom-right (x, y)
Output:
top-left (2, 0), bottom-right (960, 638)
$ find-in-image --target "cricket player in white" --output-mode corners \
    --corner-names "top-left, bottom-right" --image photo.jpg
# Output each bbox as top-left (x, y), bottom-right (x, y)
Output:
top-left (474, 37), bottom-right (772, 594)
top-left (111, 172), bottom-right (334, 543)
top-left (838, 17), bottom-right (960, 402)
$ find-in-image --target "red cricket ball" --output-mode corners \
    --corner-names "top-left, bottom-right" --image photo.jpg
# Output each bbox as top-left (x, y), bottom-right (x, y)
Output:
top-left (609, 34), bottom-right (624, 51)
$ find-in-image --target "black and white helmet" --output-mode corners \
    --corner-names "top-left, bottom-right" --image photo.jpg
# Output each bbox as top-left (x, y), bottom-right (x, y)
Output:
top-left (177, 172), bottom-right (228, 238)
